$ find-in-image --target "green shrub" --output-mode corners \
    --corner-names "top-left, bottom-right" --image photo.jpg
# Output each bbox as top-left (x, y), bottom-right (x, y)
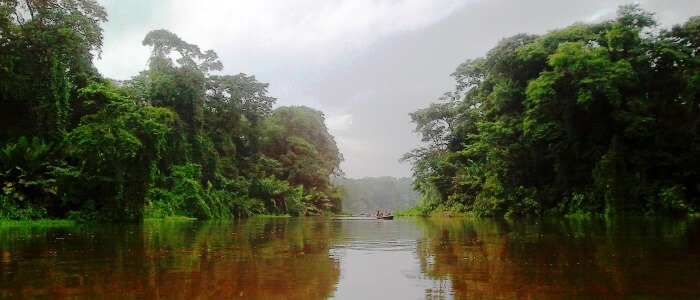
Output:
top-left (144, 188), bottom-right (177, 219)
top-left (0, 195), bottom-right (47, 220)
top-left (648, 185), bottom-right (691, 215)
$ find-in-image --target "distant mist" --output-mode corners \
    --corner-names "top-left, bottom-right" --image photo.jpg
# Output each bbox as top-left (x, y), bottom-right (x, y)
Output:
top-left (333, 177), bottom-right (421, 213)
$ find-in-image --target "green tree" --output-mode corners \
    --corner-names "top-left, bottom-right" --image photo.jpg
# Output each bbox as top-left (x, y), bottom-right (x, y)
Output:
top-left (0, 0), bottom-right (106, 141)
top-left (406, 5), bottom-right (699, 216)
top-left (0, 10), bottom-right (346, 220)
top-left (61, 83), bottom-right (175, 221)
top-left (133, 30), bottom-right (224, 184)
top-left (203, 74), bottom-right (276, 179)
top-left (265, 106), bottom-right (344, 212)
top-left (0, 137), bottom-right (60, 219)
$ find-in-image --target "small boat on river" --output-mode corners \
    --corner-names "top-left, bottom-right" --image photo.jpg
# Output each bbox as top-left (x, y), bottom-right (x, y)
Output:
top-left (334, 216), bottom-right (377, 220)
top-left (333, 214), bottom-right (394, 220)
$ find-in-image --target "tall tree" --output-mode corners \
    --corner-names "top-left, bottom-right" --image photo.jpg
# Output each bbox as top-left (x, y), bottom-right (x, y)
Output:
top-left (0, 0), bottom-right (107, 141)
top-left (265, 106), bottom-right (344, 210)
top-left (406, 5), bottom-right (700, 216)
top-left (134, 29), bottom-right (223, 183)
top-left (61, 83), bottom-right (175, 221)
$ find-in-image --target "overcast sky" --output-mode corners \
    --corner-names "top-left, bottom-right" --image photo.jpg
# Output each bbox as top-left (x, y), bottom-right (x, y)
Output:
top-left (93, 0), bottom-right (699, 179)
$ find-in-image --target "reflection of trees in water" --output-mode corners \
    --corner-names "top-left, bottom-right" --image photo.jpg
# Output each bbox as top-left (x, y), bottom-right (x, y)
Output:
top-left (415, 217), bottom-right (700, 298)
top-left (2, 218), bottom-right (698, 298)
top-left (0, 218), bottom-right (343, 299)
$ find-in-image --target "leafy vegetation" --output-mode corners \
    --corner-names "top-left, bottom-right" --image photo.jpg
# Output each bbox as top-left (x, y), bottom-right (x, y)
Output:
top-left (404, 5), bottom-right (700, 217)
top-left (0, 1), bottom-right (342, 221)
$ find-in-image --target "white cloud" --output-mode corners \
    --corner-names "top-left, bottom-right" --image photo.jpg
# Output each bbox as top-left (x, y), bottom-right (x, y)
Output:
top-left (94, 34), bottom-right (150, 79)
top-left (162, 0), bottom-right (472, 66)
top-left (336, 136), bottom-right (369, 154)
top-left (584, 7), bottom-right (616, 23)
top-left (94, 0), bottom-right (473, 90)
top-left (326, 113), bottom-right (353, 132)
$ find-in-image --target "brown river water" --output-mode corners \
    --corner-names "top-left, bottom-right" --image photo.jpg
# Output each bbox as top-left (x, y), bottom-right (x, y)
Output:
top-left (1, 216), bottom-right (698, 299)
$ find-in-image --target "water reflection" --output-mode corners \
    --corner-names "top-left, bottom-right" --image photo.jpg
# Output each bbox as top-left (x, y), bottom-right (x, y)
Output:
top-left (1, 217), bottom-right (698, 299)
top-left (0, 218), bottom-right (343, 299)
top-left (330, 219), bottom-right (449, 299)
top-left (415, 217), bottom-right (700, 298)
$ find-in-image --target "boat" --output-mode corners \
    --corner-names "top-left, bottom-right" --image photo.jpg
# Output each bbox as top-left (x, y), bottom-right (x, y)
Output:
top-left (333, 216), bottom-right (377, 220)
top-left (332, 214), bottom-right (394, 220)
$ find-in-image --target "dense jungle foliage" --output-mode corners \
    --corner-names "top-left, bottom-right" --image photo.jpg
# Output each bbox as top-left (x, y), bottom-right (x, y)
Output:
top-left (403, 5), bottom-right (700, 216)
top-left (0, 0), bottom-right (343, 221)
top-left (333, 177), bottom-right (420, 214)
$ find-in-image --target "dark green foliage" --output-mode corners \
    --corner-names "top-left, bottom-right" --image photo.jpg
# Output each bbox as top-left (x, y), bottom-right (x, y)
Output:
top-left (0, 3), bottom-right (343, 220)
top-left (0, 137), bottom-right (58, 219)
top-left (263, 106), bottom-right (345, 213)
top-left (59, 83), bottom-right (175, 221)
top-left (406, 5), bottom-right (699, 216)
top-left (0, 0), bottom-right (106, 141)
top-left (145, 164), bottom-right (232, 219)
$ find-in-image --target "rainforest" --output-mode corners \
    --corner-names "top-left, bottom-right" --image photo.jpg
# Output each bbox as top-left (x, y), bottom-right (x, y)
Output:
top-left (2, 2), bottom-right (700, 298)
top-left (0, 1), bottom-right (343, 221)
top-left (1, 2), bottom-right (699, 221)
top-left (403, 5), bottom-right (700, 217)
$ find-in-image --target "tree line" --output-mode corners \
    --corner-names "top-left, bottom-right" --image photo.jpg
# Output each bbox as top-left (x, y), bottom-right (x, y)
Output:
top-left (0, 0), bottom-right (343, 221)
top-left (403, 5), bottom-right (700, 216)
top-left (333, 177), bottom-right (420, 214)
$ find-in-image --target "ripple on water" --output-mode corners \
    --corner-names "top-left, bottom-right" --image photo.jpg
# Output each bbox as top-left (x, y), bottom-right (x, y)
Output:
top-left (334, 238), bottom-right (417, 252)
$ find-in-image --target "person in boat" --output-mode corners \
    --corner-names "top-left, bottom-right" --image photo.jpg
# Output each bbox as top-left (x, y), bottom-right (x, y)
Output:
top-left (377, 210), bottom-right (382, 217)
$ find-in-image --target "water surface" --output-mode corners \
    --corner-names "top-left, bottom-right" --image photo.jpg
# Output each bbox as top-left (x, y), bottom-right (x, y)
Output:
top-left (1, 217), bottom-right (698, 298)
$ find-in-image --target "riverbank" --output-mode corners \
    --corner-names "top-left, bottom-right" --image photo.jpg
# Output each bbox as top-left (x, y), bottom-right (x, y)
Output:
top-left (0, 219), bottom-right (76, 227)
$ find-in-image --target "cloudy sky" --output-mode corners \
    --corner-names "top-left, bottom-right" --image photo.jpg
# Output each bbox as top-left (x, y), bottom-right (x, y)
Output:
top-left (93, 0), bottom-right (699, 179)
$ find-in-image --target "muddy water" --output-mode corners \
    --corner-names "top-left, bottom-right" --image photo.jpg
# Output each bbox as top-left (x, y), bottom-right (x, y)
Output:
top-left (1, 217), bottom-right (698, 299)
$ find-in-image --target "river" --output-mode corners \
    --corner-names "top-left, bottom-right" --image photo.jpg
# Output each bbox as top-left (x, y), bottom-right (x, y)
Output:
top-left (1, 216), bottom-right (698, 299)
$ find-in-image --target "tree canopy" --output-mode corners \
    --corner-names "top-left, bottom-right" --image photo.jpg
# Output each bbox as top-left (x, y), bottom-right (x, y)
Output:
top-left (404, 5), bottom-right (700, 216)
top-left (0, 2), bottom-right (343, 221)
